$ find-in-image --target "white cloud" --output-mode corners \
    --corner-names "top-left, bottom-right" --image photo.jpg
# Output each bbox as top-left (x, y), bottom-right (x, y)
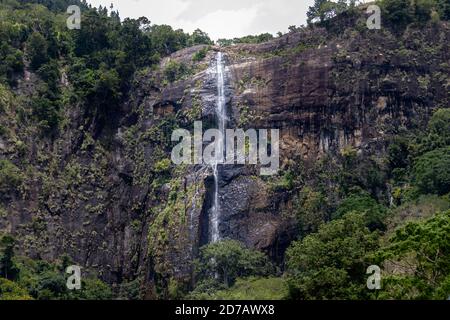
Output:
top-left (87, 0), bottom-right (315, 40)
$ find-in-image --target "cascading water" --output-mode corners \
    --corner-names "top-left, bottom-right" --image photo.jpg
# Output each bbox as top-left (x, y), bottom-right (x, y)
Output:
top-left (210, 52), bottom-right (226, 243)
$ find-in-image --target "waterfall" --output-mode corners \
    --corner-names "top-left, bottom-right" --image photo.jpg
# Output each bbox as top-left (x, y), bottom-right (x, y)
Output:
top-left (210, 52), bottom-right (226, 243)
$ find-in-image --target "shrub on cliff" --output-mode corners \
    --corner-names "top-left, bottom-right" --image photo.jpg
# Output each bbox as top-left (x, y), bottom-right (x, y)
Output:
top-left (31, 95), bottom-right (60, 132)
top-left (419, 108), bottom-right (450, 153)
top-left (295, 187), bottom-right (330, 235)
top-left (413, 147), bottom-right (450, 196)
top-left (0, 160), bottom-right (23, 193)
top-left (0, 235), bottom-right (20, 281)
top-left (26, 32), bottom-right (49, 71)
top-left (192, 47), bottom-right (209, 62)
top-left (0, 43), bottom-right (24, 85)
top-left (163, 60), bottom-right (190, 83)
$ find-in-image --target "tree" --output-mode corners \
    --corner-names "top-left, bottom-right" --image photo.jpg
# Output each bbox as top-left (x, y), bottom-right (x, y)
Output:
top-left (27, 32), bottom-right (49, 70)
top-left (119, 17), bottom-right (153, 68)
top-left (307, 0), bottom-right (350, 24)
top-left (37, 60), bottom-right (60, 91)
top-left (437, 0), bottom-right (450, 20)
top-left (0, 43), bottom-right (24, 85)
top-left (217, 38), bottom-right (233, 47)
top-left (31, 94), bottom-right (60, 132)
top-left (195, 240), bottom-right (273, 287)
top-left (189, 29), bottom-right (213, 46)
top-left (388, 137), bottom-right (410, 171)
top-left (307, 0), bottom-right (329, 23)
top-left (0, 235), bottom-right (19, 280)
top-left (73, 10), bottom-right (110, 56)
top-left (150, 25), bottom-right (189, 56)
top-left (414, 0), bottom-right (435, 24)
top-left (381, 0), bottom-right (415, 28)
top-left (333, 190), bottom-right (387, 231)
top-left (422, 108), bottom-right (450, 151)
top-left (0, 160), bottom-right (23, 193)
top-left (0, 278), bottom-right (33, 300)
top-left (190, 277), bottom-right (289, 300)
top-left (286, 212), bottom-right (379, 299)
top-left (413, 147), bottom-right (450, 196)
top-left (295, 187), bottom-right (329, 235)
top-left (376, 210), bottom-right (450, 299)
top-left (69, 278), bottom-right (113, 300)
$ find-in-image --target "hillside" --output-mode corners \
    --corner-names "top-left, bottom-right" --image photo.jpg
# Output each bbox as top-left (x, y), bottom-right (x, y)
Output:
top-left (0, 0), bottom-right (449, 300)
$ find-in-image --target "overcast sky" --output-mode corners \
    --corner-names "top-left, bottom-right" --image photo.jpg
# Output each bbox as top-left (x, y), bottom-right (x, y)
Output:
top-left (87, 0), bottom-right (316, 40)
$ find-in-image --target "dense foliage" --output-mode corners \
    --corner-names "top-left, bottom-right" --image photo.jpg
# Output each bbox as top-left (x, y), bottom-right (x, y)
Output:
top-left (307, 0), bottom-right (450, 27)
top-left (283, 107), bottom-right (450, 300)
top-left (0, 0), bottom-right (213, 134)
top-left (286, 212), bottom-right (379, 299)
top-left (0, 234), bottom-right (112, 300)
top-left (195, 240), bottom-right (274, 288)
top-left (376, 211), bottom-right (450, 299)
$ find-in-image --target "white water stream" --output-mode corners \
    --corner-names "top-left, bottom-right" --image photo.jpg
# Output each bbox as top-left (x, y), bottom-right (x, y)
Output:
top-left (210, 52), bottom-right (226, 243)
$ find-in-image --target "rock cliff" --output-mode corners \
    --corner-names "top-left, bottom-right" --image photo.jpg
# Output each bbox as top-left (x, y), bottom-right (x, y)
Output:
top-left (1, 13), bottom-right (449, 298)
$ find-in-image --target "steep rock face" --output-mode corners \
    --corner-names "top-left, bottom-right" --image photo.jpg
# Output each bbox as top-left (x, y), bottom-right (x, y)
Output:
top-left (143, 21), bottom-right (449, 288)
top-left (204, 23), bottom-right (449, 264)
top-left (0, 19), bottom-right (449, 298)
top-left (225, 25), bottom-right (449, 161)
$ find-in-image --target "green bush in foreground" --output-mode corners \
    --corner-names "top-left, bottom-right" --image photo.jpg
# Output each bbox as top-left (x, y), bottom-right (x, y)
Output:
top-left (286, 212), bottom-right (379, 300)
top-left (0, 278), bottom-right (33, 300)
top-left (376, 210), bottom-right (450, 299)
top-left (195, 240), bottom-right (273, 288)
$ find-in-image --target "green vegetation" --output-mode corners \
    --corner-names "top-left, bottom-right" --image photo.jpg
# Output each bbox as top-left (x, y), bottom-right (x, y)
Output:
top-left (0, 0), bottom-right (449, 302)
top-left (376, 211), bottom-right (450, 299)
top-left (0, 234), bottom-right (112, 300)
top-left (0, 159), bottom-right (23, 193)
top-left (413, 147), bottom-right (450, 196)
top-left (380, 0), bottom-right (450, 28)
top-left (195, 240), bottom-right (273, 288)
top-left (0, 0), bottom-right (212, 135)
top-left (193, 277), bottom-right (288, 300)
top-left (192, 47), bottom-right (209, 62)
top-left (217, 33), bottom-right (274, 46)
top-left (334, 189), bottom-right (387, 230)
top-left (306, 0), bottom-right (450, 28)
top-left (287, 212), bottom-right (379, 299)
top-left (0, 235), bottom-right (19, 280)
top-left (295, 187), bottom-right (329, 235)
top-left (163, 60), bottom-right (191, 83)
top-left (280, 107), bottom-right (450, 300)
top-left (0, 278), bottom-right (33, 300)
top-left (307, 0), bottom-right (357, 25)
top-left (187, 240), bottom-right (277, 300)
